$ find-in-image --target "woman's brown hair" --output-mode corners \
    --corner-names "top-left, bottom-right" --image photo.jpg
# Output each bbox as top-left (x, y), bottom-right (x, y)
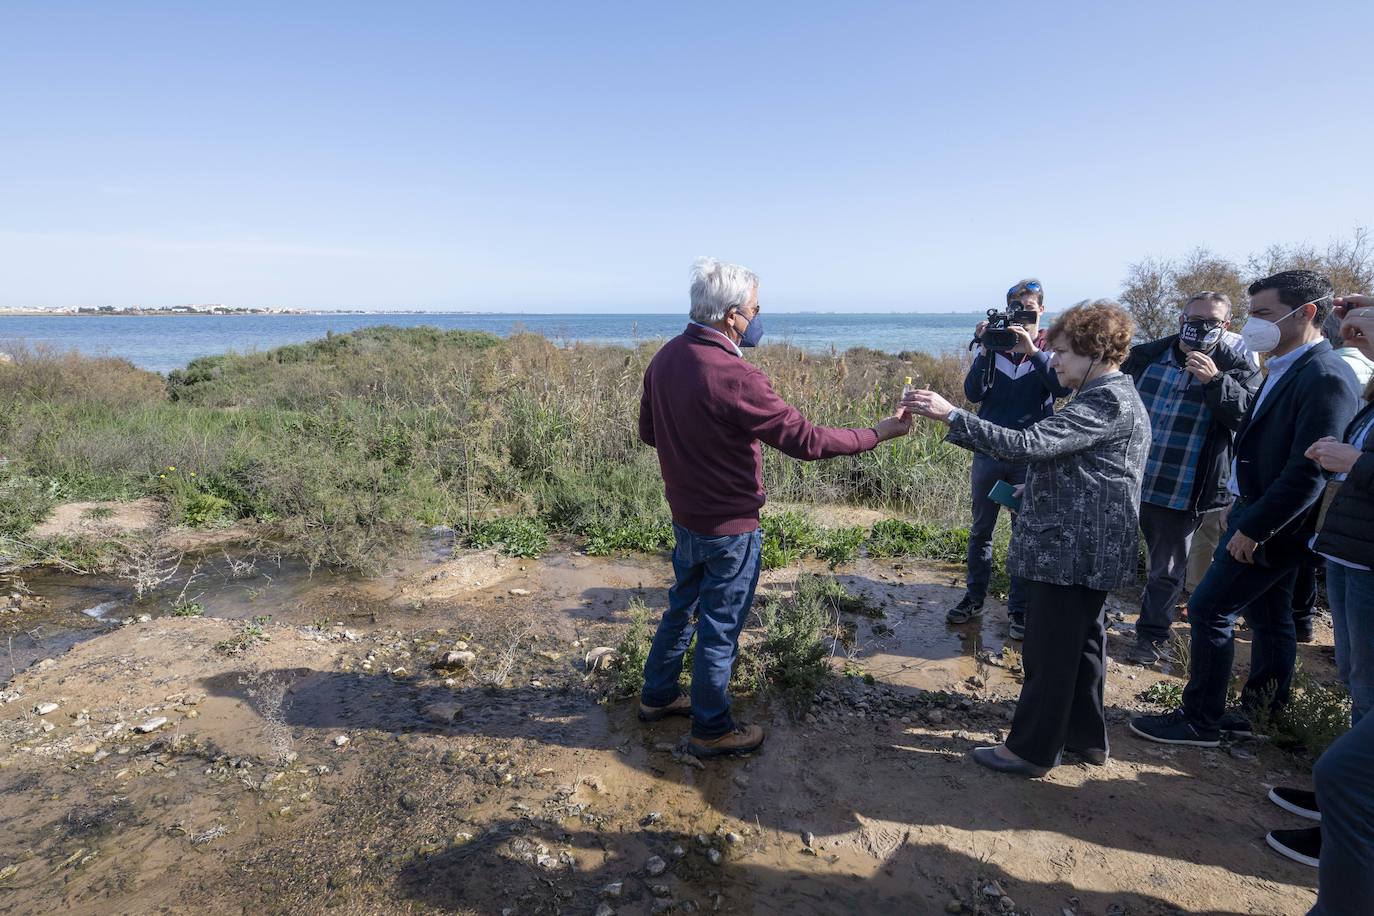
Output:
top-left (1047, 299), bottom-right (1135, 366)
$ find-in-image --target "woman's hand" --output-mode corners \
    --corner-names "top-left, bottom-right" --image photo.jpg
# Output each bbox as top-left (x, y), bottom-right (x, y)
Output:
top-left (901, 388), bottom-right (955, 422)
top-left (1008, 324), bottom-right (1039, 355)
top-left (1305, 436), bottom-right (1363, 474)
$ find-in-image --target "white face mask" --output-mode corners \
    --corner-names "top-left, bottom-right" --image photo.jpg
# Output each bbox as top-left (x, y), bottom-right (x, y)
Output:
top-left (1240, 297), bottom-right (1328, 353)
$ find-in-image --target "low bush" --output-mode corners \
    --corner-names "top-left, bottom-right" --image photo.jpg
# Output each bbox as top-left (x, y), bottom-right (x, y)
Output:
top-left (743, 574), bottom-right (835, 712)
top-left (612, 599), bottom-right (654, 698)
top-left (760, 511), bottom-right (824, 570)
top-left (866, 518), bottom-right (969, 561)
top-left (1265, 666), bottom-right (1352, 763)
top-left (815, 525), bottom-right (866, 568)
top-left (583, 517), bottom-right (673, 556)
top-left (464, 517), bottom-right (550, 559)
top-left (0, 327), bottom-right (980, 572)
top-left (1140, 681), bottom-right (1184, 709)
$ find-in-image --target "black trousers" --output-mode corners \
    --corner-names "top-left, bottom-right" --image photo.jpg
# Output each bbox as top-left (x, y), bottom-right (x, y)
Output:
top-left (1006, 580), bottom-right (1110, 769)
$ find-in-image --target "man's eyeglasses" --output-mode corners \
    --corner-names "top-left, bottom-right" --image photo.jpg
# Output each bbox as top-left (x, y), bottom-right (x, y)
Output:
top-left (1009, 281), bottom-right (1041, 296)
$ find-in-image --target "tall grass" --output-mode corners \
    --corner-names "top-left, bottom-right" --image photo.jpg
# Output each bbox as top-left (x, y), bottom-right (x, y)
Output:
top-left (0, 328), bottom-right (978, 570)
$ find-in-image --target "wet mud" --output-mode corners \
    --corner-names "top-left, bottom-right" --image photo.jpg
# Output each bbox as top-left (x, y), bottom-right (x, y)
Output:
top-left (0, 541), bottom-right (1329, 915)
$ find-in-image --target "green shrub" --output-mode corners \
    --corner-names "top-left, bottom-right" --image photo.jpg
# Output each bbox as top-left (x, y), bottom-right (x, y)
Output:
top-left (816, 525), bottom-right (866, 567)
top-left (583, 517), bottom-right (673, 556)
top-left (1265, 666), bottom-right (1351, 763)
top-left (0, 327), bottom-right (982, 573)
top-left (760, 511), bottom-right (824, 570)
top-left (612, 600), bottom-right (654, 698)
top-left (465, 517), bottom-right (549, 558)
top-left (0, 473), bottom-right (54, 537)
top-left (865, 518), bottom-right (969, 561)
top-left (744, 574), bottom-right (833, 711)
top-left (1140, 681), bottom-right (1184, 709)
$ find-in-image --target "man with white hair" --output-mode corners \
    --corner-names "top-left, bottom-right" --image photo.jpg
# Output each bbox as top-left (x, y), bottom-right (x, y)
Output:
top-left (637, 257), bottom-right (912, 757)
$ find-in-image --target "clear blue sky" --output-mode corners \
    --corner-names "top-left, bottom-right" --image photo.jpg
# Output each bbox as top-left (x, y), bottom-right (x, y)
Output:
top-left (2, 1), bottom-right (1371, 312)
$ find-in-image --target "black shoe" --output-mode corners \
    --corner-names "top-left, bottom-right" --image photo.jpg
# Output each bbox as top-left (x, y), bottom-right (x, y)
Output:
top-left (1129, 710), bottom-right (1221, 747)
top-left (1266, 825), bottom-right (1320, 868)
top-left (1126, 639), bottom-right (1162, 666)
top-left (946, 596), bottom-right (984, 624)
top-left (970, 745), bottom-right (1049, 778)
top-left (1218, 709), bottom-right (1255, 739)
top-left (1008, 618), bottom-right (1025, 641)
top-left (1295, 626), bottom-right (1315, 644)
top-left (1268, 787), bottom-right (1321, 821)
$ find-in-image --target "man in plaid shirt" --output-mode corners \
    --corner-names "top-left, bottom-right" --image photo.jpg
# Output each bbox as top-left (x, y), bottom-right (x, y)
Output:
top-left (1122, 292), bottom-right (1261, 663)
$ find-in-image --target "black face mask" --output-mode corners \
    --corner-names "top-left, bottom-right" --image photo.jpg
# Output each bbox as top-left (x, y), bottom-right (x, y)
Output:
top-left (1179, 319), bottom-right (1224, 352)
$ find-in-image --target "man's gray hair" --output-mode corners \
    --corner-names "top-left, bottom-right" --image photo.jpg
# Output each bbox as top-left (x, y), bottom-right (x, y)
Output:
top-left (1182, 290), bottom-right (1232, 312)
top-left (689, 257), bottom-right (759, 324)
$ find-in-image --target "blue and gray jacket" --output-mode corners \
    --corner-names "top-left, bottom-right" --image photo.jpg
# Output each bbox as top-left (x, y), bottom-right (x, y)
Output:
top-left (963, 341), bottom-right (1072, 433)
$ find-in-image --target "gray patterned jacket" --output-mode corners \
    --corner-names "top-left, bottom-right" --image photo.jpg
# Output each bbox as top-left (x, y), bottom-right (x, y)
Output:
top-left (946, 372), bottom-right (1151, 591)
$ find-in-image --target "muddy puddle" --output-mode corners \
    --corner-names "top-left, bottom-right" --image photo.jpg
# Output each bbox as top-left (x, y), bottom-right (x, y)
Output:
top-left (0, 540), bottom-right (1326, 916)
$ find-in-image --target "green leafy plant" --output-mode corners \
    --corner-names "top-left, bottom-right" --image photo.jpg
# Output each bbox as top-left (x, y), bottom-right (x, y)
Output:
top-left (1140, 680), bottom-right (1184, 710)
top-left (816, 525), bottom-right (866, 567)
top-left (760, 511), bottom-right (824, 570)
top-left (171, 600), bottom-right (205, 617)
top-left (583, 517), bottom-right (673, 556)
top-left (865, 518), bottom-right (969, 561)
top-left (464, 517), bottom-right (549, 558)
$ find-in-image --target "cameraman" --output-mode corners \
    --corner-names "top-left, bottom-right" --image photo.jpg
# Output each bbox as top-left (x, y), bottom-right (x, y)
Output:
top-left (949, 278), bottom-right (1071, 639)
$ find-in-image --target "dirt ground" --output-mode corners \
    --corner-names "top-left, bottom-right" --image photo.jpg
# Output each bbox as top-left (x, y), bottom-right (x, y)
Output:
top-left (0, 542), bottom-right (1329, 916)
top-left (31, 500), bottom-right (163, 540)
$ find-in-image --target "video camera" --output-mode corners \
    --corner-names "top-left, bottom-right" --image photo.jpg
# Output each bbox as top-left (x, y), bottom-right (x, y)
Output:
top-left (978, 304), bottom-right (1040, 353)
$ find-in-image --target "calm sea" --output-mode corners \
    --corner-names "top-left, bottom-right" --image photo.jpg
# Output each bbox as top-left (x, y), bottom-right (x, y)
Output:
top-left (0, 312), bottom-right (984, 374)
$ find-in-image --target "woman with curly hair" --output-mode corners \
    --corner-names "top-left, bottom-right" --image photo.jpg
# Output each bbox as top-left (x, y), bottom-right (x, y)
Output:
top-left (904, 300), bottom-right (1151, 777)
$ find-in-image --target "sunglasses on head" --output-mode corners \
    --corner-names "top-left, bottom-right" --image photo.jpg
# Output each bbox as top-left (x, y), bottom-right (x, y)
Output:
top-left (1009, 281), bottom-right (1041, 296)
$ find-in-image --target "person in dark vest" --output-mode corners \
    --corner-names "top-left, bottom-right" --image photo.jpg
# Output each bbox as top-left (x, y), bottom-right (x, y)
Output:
top-left (1263, 297), bottom-right (1374, 899)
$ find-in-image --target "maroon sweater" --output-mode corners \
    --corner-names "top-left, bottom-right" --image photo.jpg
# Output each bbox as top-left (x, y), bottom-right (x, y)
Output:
top-left (638, 324), bottom-right (880, 535)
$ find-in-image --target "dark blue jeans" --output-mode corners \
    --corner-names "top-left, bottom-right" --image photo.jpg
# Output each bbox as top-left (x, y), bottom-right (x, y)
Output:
top-left (1311, 710), bottom-right (1374, 916)
top-left (641, 523), bottom-right (762, 740)
top-left (967, 453), bottom-right (1029, 620)
top-left (1181, 510), bottom-right (1298, 732)
top-left (1327, 560), bottom-right (1374, 726)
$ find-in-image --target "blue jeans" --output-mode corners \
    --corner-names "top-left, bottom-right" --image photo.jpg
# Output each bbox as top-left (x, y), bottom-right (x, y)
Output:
top-left (641, 523), bottom-right (762, 740)
top-left (1327, 560), bottom-right (1374, 726)
top-left (1310, 710), bottom-right (1374, 916)
top-left (1181, 510), bottom-right (1298, 731)
top-left (967, 453), bottom-right (1028, 620)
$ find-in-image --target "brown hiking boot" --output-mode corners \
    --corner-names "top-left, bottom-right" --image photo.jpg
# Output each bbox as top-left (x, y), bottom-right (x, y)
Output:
top-left (638, 694), bottom-right (692, 722)
top-left (688, 724), bottom-right (765, 758)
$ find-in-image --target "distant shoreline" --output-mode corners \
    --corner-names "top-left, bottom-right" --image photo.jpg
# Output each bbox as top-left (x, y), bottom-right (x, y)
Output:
top-left (0, 308), bottom-right (986, 317)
